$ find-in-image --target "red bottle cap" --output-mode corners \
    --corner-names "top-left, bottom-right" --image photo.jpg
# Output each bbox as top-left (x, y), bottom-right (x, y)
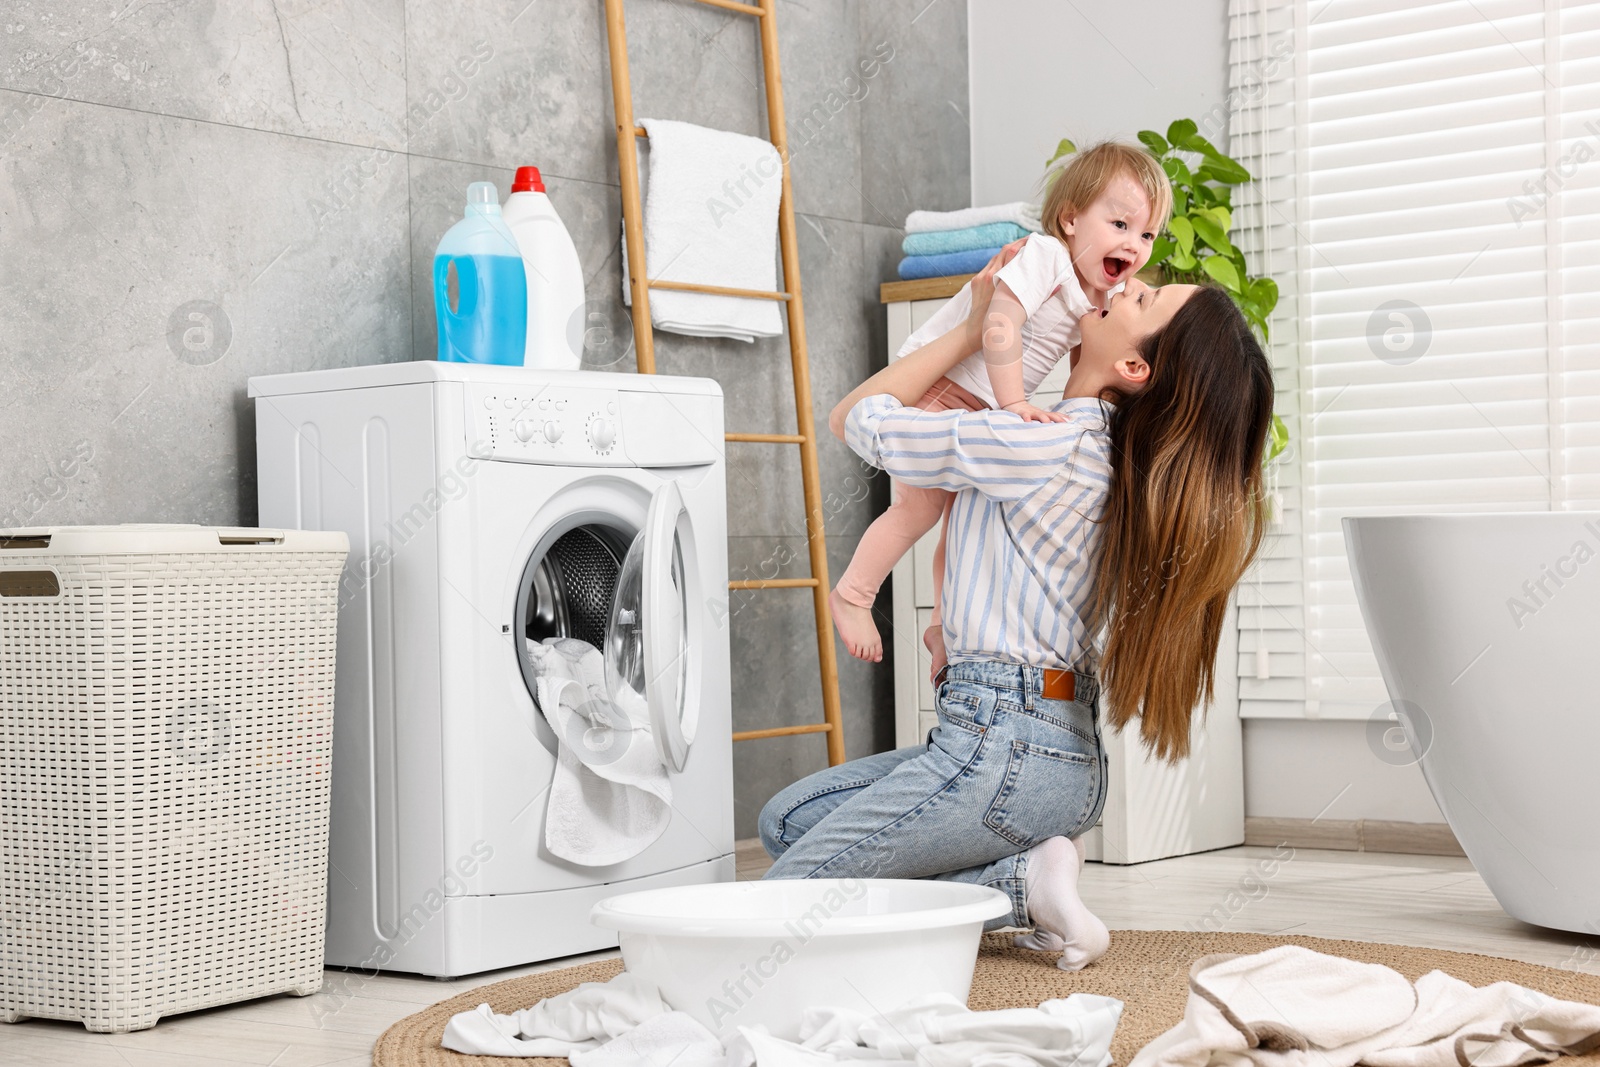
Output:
top-left (512, 166), bottom-right (545, 193)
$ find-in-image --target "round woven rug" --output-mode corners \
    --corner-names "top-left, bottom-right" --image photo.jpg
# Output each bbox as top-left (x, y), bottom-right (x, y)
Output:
top-left (372, 929), bottom-right (1600, 1067)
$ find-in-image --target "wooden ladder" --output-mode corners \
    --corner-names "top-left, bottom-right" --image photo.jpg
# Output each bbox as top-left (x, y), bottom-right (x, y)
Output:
top-left (602, 0), bottom-right (845, 764)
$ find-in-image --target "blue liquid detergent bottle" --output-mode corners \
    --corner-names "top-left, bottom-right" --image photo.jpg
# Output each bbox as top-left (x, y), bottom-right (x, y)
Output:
top-left (433, 182), bottom-right (528, 365)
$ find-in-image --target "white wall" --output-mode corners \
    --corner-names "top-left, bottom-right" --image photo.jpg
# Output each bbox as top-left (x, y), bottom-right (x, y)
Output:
top-left (967, 0), bottom-right (1232, 206)
top-left (966, 0), bottom-right (1447, 829)
top-left (1245, 721), bottom-right (1443, 823)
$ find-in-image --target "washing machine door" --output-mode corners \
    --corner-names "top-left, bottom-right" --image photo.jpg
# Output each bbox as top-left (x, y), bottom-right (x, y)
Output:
top-left (605, 481), bottom-right (695, 772)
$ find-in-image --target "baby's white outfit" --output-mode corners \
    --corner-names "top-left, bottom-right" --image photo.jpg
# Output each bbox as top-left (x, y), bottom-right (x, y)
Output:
top-left (896, 232), bottom-right (1111, 405)
top-left (835, 232), bottom-right (1117, 630)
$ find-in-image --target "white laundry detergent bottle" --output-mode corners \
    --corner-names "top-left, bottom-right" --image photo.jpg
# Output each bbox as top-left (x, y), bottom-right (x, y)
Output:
top-left (503, 166), bottom-right (586, 370)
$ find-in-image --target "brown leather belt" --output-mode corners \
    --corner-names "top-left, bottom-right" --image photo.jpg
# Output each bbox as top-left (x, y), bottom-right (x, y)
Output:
top-left (934, 665), bottom-right (1077, 702)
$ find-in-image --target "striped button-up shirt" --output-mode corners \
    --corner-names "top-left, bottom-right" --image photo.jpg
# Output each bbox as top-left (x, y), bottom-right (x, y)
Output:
top-left (846, 393), bottom-right (1114, 672)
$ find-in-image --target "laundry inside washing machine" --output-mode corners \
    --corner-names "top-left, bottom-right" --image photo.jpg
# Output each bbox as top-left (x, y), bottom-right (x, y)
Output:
top-left (515, 516), bottom-right (695, 866)
top-left (515, 522), bottom-right (688, 740)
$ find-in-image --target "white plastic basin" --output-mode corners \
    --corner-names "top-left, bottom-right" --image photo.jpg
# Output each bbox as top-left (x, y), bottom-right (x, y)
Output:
top-left (589, 878), bottom-right (1010, 1040)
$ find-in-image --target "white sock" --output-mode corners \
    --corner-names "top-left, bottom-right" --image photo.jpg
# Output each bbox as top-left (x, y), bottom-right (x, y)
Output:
top-left (1014, 835), bottom-right (1109, 970)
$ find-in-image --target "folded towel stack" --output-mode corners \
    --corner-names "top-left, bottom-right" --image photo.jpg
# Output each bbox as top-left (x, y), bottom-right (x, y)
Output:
top-left (897, 202), bottom-right (1042, 282)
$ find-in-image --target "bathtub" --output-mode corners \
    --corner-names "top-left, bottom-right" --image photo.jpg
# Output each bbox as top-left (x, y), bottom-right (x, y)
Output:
top-left (1344, 514), bottom-right (1600, 936)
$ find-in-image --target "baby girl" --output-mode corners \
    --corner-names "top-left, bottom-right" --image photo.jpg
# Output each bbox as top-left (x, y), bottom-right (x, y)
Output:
top-left (831, 142), bottom-right (1174, 667)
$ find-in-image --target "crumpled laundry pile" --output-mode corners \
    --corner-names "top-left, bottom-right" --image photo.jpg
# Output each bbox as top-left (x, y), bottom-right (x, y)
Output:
top-left (441, 942), bottom-right (1600, 1067)
top-left (441, 970), bottom-right (1121, 1066)
top-left (1129, 944), bottom-right (1600, 1067)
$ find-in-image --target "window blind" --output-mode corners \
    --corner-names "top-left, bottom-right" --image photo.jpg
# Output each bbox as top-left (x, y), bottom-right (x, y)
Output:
top-left (1557, 3), bottom-right (1600, 506)
top-left (1227, 0), bottom-right (1600, 720)
top-left (1229, 0), bottom-right (1309, 719)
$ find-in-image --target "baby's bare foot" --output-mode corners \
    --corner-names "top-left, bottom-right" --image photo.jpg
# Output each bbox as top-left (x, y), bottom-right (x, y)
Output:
top-left (829, 587), bottom-right (882, 662)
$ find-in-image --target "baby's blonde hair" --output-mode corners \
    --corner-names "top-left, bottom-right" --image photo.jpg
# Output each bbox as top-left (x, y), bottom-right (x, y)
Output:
top-left (1040, 141), bottom-right (1173, 244)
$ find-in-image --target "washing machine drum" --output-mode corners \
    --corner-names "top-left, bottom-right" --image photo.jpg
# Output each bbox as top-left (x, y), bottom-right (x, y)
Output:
top-left (518, 502), bottom-right (694, 771)
top-left (523, 527), bottom-right (624, 649)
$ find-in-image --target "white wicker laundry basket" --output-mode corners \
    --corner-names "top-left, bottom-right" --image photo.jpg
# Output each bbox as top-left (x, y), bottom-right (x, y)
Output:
top-left (0, 524), bottom-right (349, 1033)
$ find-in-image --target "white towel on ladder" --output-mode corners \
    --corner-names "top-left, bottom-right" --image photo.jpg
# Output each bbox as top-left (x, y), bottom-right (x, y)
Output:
top-left (525, 637), bottom-right (672, 866)
top-left (621, 117), bottom-right (785, 343)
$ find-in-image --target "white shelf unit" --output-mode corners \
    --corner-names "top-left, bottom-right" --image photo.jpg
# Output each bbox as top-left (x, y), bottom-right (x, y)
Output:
top-left (883, 284), bottom-right (1245, 865)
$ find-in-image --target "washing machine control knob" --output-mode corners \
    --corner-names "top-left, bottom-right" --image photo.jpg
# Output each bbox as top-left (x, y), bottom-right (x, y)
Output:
top-left (588, 416), bottom-right (616, 452)
top-left (514, 419), bottom-right (535, 443)
top-left (542, 420), bottom-right (563, 443)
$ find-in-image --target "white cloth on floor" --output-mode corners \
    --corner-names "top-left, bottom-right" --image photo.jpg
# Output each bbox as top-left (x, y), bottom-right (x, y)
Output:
top-left (440, 973), bottom-right (669, 1058)
top-left (620, 117), bottom-right (784, 342)
top-left (723, 991), bottom-right (1123, 1067)
top-left (904, 201), bottom-right (1043, 235)
top-left (919, 995), bottom-right (1125, 1066)
top-left (441, 1004), bottom-right (570, 1058)
top-left (525, 637), bottom-right (671, 866)
top-left (1128, 944), bottom-right (1600, 1067)
top-left (724, 1026), bottom-right (849, 1066)
top-left (569, 1011), bottom-right (727, 1067)
top-left (442, 975), bottom-right (1124, 1064)
top-left (787, 992), bottom-right (970, 1060)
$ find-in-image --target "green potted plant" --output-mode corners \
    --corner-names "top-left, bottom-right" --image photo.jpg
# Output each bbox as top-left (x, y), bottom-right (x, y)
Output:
top-left (1049, 121), bottom-right (1289, 461)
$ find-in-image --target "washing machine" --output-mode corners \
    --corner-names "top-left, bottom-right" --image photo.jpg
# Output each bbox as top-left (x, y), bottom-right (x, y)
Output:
top-left (248, 361), bottom-right (734, 978)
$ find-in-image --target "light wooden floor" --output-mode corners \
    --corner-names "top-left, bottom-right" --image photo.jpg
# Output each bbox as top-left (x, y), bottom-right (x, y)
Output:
top-left (6, 841), bottom-right (1598, 1066)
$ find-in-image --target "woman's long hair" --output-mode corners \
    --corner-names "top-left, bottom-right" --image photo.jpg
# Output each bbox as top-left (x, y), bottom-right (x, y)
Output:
top-left (1088, 286), bottom-right (1275, 765)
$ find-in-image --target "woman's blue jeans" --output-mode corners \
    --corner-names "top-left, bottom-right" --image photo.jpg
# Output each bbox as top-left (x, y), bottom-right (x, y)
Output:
top-left (757, 660), bottom-right (1109, 931)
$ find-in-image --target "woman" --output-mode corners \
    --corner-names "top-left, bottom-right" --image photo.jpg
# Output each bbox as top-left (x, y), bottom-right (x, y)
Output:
top-left (758, 250), bottom-right (1275, 971)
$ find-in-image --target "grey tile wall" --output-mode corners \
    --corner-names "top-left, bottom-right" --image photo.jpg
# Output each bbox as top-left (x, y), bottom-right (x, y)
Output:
top-left (0, 0), bottom-right (969, 840)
